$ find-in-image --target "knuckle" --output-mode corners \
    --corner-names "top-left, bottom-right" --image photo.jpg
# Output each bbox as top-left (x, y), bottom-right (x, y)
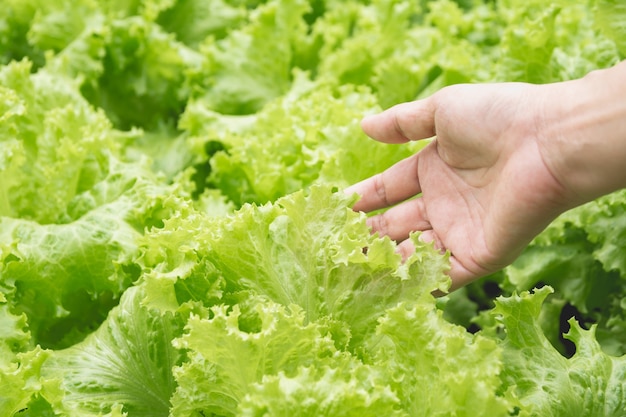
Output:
top-left (373, 174), bottom-right (389, 206)
top-left (369, 214), bottom-right (390, 237)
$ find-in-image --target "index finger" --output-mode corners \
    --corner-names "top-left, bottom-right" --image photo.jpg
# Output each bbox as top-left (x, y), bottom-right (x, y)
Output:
top-left (344, 153), bottom-right (421, 213)
top-left (361, 97), bottom-right (437, 144)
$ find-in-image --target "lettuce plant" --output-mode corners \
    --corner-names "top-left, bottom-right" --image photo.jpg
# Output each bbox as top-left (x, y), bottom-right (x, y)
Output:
top-left (1, 0), bottom-right (626, 416)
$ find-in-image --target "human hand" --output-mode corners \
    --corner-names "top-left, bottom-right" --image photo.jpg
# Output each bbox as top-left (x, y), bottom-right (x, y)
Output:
top-left (345, 82), bottom-right (575, 290)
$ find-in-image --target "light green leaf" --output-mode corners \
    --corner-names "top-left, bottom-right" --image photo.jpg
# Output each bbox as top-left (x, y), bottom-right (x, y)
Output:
top-left (239, 363), bottom-right (404, 417)
top-left (494, 287), bottom-right (626, 416)
top-left (171, 301), bottom-right (339, 416)
top-left (372, 302), bottom-right (514, 416)
top-left (0, 347), bottom-right (50, 416)
top-left (203, 185), bottom-right (449, 349)
top-left (42, 285), bottom-right (181, 417)
top-left (197, 0), bottom-right (310, 115)
top-left (156, 0), bottom-right (247, 46)
top-left (595, 0), bottom-right (626, 57)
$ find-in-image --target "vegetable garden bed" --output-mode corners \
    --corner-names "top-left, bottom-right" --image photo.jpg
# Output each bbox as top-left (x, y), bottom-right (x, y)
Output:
top-left (1, 0), bottom-right (626, 415)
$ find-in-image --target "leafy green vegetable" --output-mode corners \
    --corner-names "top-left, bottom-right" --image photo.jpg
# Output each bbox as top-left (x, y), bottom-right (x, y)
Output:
top-left (595, 0), bottom-right (626, 57)
top-left (372, 301), bottom-right (513, 416)
top-left (183, 74), bottom-right (424, 205)
top-left (1, 0), bottom-right (626, 415)
top-left (42, 286), bottom-right (181, 417)
top-left (195, 0), bottom-right (310, 115)
top-left (494, 287), bottom-right (626, 416)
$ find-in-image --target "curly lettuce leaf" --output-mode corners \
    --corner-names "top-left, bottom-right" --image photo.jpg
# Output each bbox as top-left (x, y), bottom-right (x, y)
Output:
top-left (595, 0), bottom-right (626, 58)
top-left (25, 3), bottom-right (203, 131)
top-left (0, 153), bottom-right (180, 350)
top-left (238, 362), bottom-right (403, 417)
top-left (41, 285), bottom-right (182, 417)
top-left (0, 59), bottom-right (186, 350)
top-left (0, 0), bottom-right (46, 67)
top-left (0, 347), bottom-right (50, 416)
top-left (196, 0), bottom-right (310, 115)
top-left (494, 286), bottom-right (626, 416)
top-left (314, 0), bottom-right (421, 88)
top-left (0, 196), bottom-right (146, 349)
top-left (594, 291), bottom-right (626, 357)
top-left (502, 190), bottom-right (626, 355)
top-left (201, 185), bottom-right (450, 348)
top-left (156, 0), bottom-right (247, 46)
top-left (171, 301), bottom-right (342, 416)
top-left (26, 0), bottom-right (100, 53)
top-left (185, 75), bottom-right (422, 206)
top-left (80, 17), bottom-right (200, 130)
top-left (0, 298), bottom-right (29, 360)
top-left (495, 0), bottom-right (621, 82)
top-left (141, 184), bottom-right (450, 350)
top-left (581, 190), bottom-right (626, 277)
top-left (495, 3), bottom-right (562, 83)
top-left (0, 60), bottom-right (124, 223)
top-left (370, 302), bottom-right (514, 416)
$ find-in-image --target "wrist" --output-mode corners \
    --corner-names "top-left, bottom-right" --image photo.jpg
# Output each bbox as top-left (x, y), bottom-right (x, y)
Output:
top-left (537, 60), bottom-right (626, 207)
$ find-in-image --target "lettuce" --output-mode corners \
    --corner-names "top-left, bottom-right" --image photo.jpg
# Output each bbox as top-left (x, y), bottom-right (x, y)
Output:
top-left (42, 286), bottom-right (181, 417)
top-left (499, 189), bottom-right (626, 357)
top-left (595, 0), bottom-right (626, 57)
top-left (494, 287), bottom-right (626, 416)
top-left (143, 186), bottom-right (515, 416)
top-left (0, 347), bottom-right (50, 416)
top-left (183, 74), bottom-right (424, 206)
top-left (194, 0), bottom-right (311, 115)
top-left (372, 302), bottom-right (512, 416)
top-left (1, 0), bottom-right (626, 416)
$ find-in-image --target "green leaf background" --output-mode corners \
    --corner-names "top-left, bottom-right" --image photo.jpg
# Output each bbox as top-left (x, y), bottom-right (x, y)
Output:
top-left (1, 0), bottom-right (626, 415)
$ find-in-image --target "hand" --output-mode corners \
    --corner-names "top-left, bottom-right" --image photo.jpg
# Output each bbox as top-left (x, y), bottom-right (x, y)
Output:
top-left (345, 82), bottom-right (575, 289)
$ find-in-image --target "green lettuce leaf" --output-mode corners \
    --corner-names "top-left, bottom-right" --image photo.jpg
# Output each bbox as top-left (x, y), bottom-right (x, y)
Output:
top-left (171, 301), bottom-right (342, 416)
top-left (495, 3), bottom-right (562, 83)
top-left (0, 297), bottom-right (29, 361)
top-left (79, 17), bottom-right (200, 130)
top-left (0, 59), bottom-right (186, 349)
top-left (26, 0), bottom-right (100, 53)
top-left (141, 184), bottom-right (450, 347)
top-left (0, 213), bottom-right (137, 349)
top-left (0, 60), bottom-right (123, 223)
top-left (195, 0), bottom-right (310, 115)
top-left (314, 0), bottom-right (419, 87)
top-left (494, 286), bottom-right (626, 416)
top-left (238, 362), bottom-right (403, 417)
top-left (501, 190), bottom-right (626, 355)
top-left (41, 285), bottom-right (182, 417)
top-left (0, 347), bottom-right (50, 416)
top-left (581, 190), bottom-right (626, 277)
top-left (595, 0), bottom-right (626, 57)
top-left (185, 75), bottom-right (422, 206)
top-left (156, 0), bottom-right (247, 46)
top-left (201, 185), bottom-right (450, 348)
top-left (370, 301), bottom-right (514, 416)
top-left (0, 0), bottom-right (46, 67)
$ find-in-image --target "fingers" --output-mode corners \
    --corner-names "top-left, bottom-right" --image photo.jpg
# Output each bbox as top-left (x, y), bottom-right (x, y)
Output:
top-left (361, 98), bottom-right (437, 144)
top-left (366, 197), bottom-right (430, 241)
top-left (346, 98), bottom-right (438, 211)
top-left (366, 199), bottom-right (481, 291)
top-left (356, 191), bottom-right (487, 291)
top-left (447, 257), bottom-right (484, 291)
top-left (397, 235), bottom-right (483, 292)
top-left (345, 153), bottom-right (421, 213)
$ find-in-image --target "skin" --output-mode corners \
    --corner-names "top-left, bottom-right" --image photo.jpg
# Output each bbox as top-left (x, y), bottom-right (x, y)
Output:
top-left (345, 60), bottom-right (626, 290)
